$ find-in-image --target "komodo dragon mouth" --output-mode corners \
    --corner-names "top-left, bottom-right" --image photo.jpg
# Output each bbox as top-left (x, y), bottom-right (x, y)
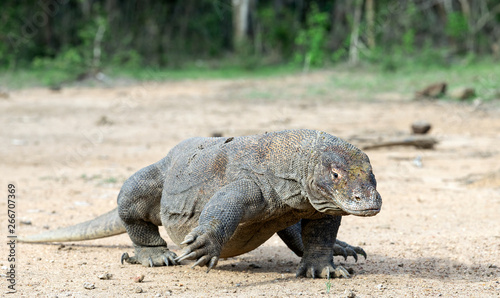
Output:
top-left (342, 207), bottom-right (380, 217)
top-left (316, 201), bottom-right (381, 217)
top-left (315, 187), bottom-right (382, 217)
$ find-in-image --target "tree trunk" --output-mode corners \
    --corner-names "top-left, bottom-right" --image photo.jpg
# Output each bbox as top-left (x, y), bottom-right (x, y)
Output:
top-left (80, 0), bottom-right (92, 18)
top-left (232, 0), bottom-right (255, 53)
top-left (365, 0), bottom-right (375, 49)
top-left (330, 1), bottom-right (348, 49)
top-left (349, 0), bottom-right (363, 65)
top-left (458, 0), bottom-right (474, 54)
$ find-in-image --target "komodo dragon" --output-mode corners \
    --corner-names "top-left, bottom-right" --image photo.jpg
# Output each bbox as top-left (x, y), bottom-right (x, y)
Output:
top-left (21, 129), bottom-right (382, 279)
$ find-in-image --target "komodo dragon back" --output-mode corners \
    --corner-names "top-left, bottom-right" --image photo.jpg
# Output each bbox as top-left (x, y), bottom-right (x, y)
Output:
top-left (18, 208), bottom-right (125, 243)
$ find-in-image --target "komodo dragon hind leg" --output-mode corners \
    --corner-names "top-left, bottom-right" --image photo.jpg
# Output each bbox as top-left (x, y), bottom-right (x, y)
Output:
top-left (278, 222), bottom-right (367, 262)
top-left (117, 164), bottom-right (179, 267)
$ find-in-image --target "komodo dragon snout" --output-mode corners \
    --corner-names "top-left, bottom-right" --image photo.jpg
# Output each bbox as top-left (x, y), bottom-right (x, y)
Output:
top-left (306, 145), bottom-right (382, 217)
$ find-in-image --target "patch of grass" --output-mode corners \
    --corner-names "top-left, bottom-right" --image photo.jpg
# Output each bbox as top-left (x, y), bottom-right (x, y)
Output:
top-left (80, 174), bottom-right (102, 182)
top-left (101, 176), bottom-right (118, 184)
top-left (108, 63), bottom-right (300, 81)
top-left (325, 275), bottom-right (332, 294)
top-left (0, 68), bottom-right (72, 89)
top-left (327, 58), bottom-right (500, 101)
top-left (1, 58), bottom-right (498, 103)
top-left (307, 85), bottom-right (328, 96)
top-left (245, 90), bottom-right (276, 100)
top-left (80, 174), bottom-right (121, 185)
top-left (0, 63), bottom-right (301, 90)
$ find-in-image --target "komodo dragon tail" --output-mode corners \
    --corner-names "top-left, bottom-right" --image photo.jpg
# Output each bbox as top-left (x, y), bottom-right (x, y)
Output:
top-left (18, 208), bottom-right (126, 243)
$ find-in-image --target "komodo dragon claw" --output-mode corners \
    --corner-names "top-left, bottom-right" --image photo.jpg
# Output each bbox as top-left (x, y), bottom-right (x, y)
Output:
top-left (175, 230), bottom-right (221, 272)
top-left (121, 247), bottom-right (178, 267)
top-left (333, 246), bottom-right (348, 260)
top-left (121, 252), bottom-right (130, 265)
top-left (181, 234), bottom-right (195, 245)
top-left (175, 251), bottom-right (196, 262)
top-left (162, 255), bottom-right (173, 266)
top-left (334, 240), bottom-right (367, 262)
top-left (296, 262), bottom-right (350, 279)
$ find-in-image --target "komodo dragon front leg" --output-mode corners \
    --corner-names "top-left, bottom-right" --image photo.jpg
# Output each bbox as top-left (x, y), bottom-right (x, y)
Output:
top-left (277, 221), bottom-right (367, 262)
top-left (295, 216), bottom-right (350, 278)
top-left (175, 179), bottom-right (265, 271)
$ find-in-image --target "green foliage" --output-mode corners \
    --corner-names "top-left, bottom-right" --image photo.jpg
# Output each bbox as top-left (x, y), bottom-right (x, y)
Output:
top-left (32, 48), bottom-right (81, 69)
top-left (402, 29), bottom-right (415, 54)
top-left (258, 6), bottom-right (297, 60)
top-left (446, 12), bottom-right (469, 38)
top-left (30, 11), bottom-right (108, 81)
top-left (1, 0), bottom-right (500, 81)
top-left (294, 4), bottom-right (329, 68)
top-left (331, 45), bottom-right (348, 63)
top-left (362, 38), bottom-right (453, 73)
top-left (325, 57), bottom-right (500, 102)
top-left (110, 50), bottom-right (143, 69)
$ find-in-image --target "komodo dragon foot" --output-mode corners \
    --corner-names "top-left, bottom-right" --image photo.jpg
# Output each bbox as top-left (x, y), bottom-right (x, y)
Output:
top-left (121, 246), bottom-right (178, 267)
top-left (295, 241), bottom-right (365, 278)
top-left (296, 254), bottom-right (350, 279)
top-left (174, 227), bottom-right (221, 272)
top-left (334, 239), bottom-right (367, 262)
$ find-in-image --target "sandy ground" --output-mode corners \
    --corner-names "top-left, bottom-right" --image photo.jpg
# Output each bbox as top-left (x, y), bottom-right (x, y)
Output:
top-left (1, 71), bottom-right (499, 297)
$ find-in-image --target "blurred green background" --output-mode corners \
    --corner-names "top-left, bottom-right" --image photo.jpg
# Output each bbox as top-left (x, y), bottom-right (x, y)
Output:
top-left (1, 0), bottom-right (499, 92)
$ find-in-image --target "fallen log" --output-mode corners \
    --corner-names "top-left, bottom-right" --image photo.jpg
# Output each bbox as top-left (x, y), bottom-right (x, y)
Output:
top-left (361, 135), bottom-right (438, 150)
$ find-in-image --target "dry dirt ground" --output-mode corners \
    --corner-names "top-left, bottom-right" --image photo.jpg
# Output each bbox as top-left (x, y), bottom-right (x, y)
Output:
top-left (1, 71), bottom-right (500, 297)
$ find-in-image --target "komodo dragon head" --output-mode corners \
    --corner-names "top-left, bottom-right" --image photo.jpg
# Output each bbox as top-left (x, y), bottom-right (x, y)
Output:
top-left (305, 138), bottom-right (382, 217)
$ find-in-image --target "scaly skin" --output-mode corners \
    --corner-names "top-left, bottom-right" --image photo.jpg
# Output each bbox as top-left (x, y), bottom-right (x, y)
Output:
top-left (21, 129), bottom-right (382, 279)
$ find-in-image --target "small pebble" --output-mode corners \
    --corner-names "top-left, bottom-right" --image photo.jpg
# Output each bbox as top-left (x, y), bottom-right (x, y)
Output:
top-left (11, 139), bottom-right (27, 146)
top-left (135, 286), bottom-right (143, 293)
top-left (57, 244), bottom-right (72, 251)
top-left (83, 282), bottom-right (95, 290)
top-left (133, 274), bottom-right (145, 283)
top-left (74, 201), bottom-right (90, 206)
top-left (98, 273), bottom-right (113, 280)
top-left (411, 121), bottom-right (432, 134)
top-left (343, 289), bottom-right (356, 298)
top-left (413, 156), bottom-right (423, 168)
top-left (0, 91), bottom-right (9, 99)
